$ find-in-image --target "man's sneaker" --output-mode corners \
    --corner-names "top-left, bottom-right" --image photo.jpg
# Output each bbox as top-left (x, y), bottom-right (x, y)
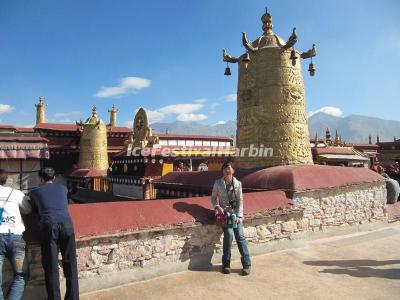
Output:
top-left (222, 266), bottom-right (231, 274)
top-left (242, 266), bottom-right (251, 276)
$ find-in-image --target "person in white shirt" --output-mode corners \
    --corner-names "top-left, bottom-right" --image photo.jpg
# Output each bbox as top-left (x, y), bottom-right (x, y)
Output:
top-left (0, 169), bottom-right (31, 300)
top-left (211, 162), bottom-right (251, 276)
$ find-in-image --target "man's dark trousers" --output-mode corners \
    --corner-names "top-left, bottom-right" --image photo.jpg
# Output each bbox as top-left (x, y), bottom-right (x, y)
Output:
top-left (40, 220), bottom-right (79, 300)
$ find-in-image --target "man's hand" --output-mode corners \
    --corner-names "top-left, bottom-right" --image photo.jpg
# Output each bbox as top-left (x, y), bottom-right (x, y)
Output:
top-left (215, 206), bottom-right (224, 215)
top-left (236, 217), bottom-right (242, 224)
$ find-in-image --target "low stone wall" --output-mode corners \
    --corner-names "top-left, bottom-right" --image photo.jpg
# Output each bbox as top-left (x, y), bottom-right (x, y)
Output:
top-left (293, 181), bottom-right (387, 230)
top-left (75, 209), bottom-right (303, 280)
top-left (75, 181), bottom-right (387, 294)
top-left (5, 180), bottom-right (387, 298)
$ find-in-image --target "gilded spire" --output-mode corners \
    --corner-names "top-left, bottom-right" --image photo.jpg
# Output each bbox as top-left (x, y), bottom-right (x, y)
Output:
top-left (325, 128), bottom-right (331, 143)
top-left (81, 105), bottom-right (103, 125)
top-left (108, 104), bottom-right (118, 127)
top-left (261, 7), bottom-right (273, 34)
top-left (92, 105), bottom-right (97, 117)
top-left (222, 7), bottom-right (315, 169)
top-left (78, 106), bottom-right (108, 171)
top-left (334, 130), bottom-right (339, 145)
top-left (35, 96), bottom-right (47, 125)
top-left (314, 131), bottom-right (318, 147)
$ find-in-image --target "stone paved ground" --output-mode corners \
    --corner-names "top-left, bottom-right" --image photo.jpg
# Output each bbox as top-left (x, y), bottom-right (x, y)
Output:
top-left (82, 224), bottom-right (400, 300)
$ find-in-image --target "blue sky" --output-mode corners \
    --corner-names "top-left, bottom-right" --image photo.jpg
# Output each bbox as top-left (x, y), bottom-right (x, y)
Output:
top-left (0, 0), bottom-right (399, 127)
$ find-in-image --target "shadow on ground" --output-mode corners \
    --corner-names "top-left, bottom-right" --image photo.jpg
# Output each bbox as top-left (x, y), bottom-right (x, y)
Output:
top-left (304, 260), bottom-right (400, 279)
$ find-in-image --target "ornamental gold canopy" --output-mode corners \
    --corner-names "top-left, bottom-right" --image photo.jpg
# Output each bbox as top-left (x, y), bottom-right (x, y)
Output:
top-left (223, 7), bottom-right (317, 76)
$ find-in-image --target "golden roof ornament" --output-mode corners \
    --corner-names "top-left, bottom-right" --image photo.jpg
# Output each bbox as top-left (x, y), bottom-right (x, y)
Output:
top-left (108, 104), bottom-right (118, 127)
top-left (222, 8), bottom-right (316, 168)
top-left (35, 96), bottom-right (47, 125)
top-left (37, 96), bottom-right (45, 106)
top-left (223, 7), bottom-right (317, 76)
top-left (77, 106), bottom-right (108, 170)
top-left (325, 128), bottom-right (331, 144)
top-left (335, 130), bottom-right (339, 144)
top-left (127, 108), bottom-right (159, 149)
top-left (261, 7), bottom-right (273, 34)
top-left (77, 105), bottom-right (103, 126)
top-left (314, 132), bottom-right (318, 147)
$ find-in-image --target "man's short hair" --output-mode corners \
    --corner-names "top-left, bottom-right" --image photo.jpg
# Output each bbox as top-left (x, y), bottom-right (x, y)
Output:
top-left (0, 169), bottom-right (8, 185)
top-left (39, 167), bottom-right (55, 182)
top-left (221, 161), bottom-right (234, 170)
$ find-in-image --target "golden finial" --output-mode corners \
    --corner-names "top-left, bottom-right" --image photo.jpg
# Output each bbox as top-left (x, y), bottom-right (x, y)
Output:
top-left (325, 128), bottom-right (331, 144)
top-left (108, 104), bottom-right (118, 127)
top-left (314, 131), bottom-right (318, 147)
top-left (92, 105), bottom-right (97, 117)
top-left (334, 130), bottom-right (339, 145)
top-left (78, 105), bottom-right (108, 170)
top-left (35, 96), bottom-right (47, 124)
top-left (261, 7), bottom-right (273, 33)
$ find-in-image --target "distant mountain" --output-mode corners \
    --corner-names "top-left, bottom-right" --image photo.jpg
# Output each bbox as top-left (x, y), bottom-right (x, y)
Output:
top-left (152, 121), bottom-right (236, 138)
top-left (151, 113), bottom-right (400, 144)
top-left (309, 113), bottom-right (400, 143)
top-left (308, 112), bottom-right (341, 135)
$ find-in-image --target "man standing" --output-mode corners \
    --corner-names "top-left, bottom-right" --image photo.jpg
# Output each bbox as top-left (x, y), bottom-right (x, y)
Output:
top-left (0, 169), bottom-right (31, 300)
top-left (211, 162), bottom-right (251, 275)
top-left (29, 168), bottom-right (79, 300)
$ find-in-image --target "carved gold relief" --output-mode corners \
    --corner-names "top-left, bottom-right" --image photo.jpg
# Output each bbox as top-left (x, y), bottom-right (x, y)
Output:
top-left (236, 45), bottom-right (313, 169)
top-left (78, 107), bottom-right (109, 171)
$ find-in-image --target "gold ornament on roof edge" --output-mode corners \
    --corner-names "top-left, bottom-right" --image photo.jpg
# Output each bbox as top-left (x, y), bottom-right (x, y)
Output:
top-left (35, 97), bottom-right (47, 125)
top-left (127, 108), bottom-right (159, 149)
top-left (108, 104), bottom-right (118, 127)
top-left (223, 7), bottom-right (317, 169)
top-left (76, 106), bottom-right (109, 171)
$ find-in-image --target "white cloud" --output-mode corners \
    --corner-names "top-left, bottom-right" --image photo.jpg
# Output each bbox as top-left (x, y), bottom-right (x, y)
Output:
top-left (215, 120), bottom-right (227, 125)
top-left (308, 106), bottom-right (343, 118)
top-left (127, 102), bottom-right (206, 124)
top-left (210, 102), bottom-right (220, 109)
top-left (94, 76), bottom-right (151, 98)
top-left (158, 103), bottom-right (203, 114)
top-left (176, 113), bottom-right (207, 122)
top-left (125, 108), bottom-right (164, 126)
top-left (54, 111), bottom-right (81, 118)
top-left (194, 98), bottom-right (208, 104)
top-left (224, 94), bottom-right (237, 102)
top-left (146, 110), bottom-right (165, 123)
top-left (0, 104), bottom-right (15, 114)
